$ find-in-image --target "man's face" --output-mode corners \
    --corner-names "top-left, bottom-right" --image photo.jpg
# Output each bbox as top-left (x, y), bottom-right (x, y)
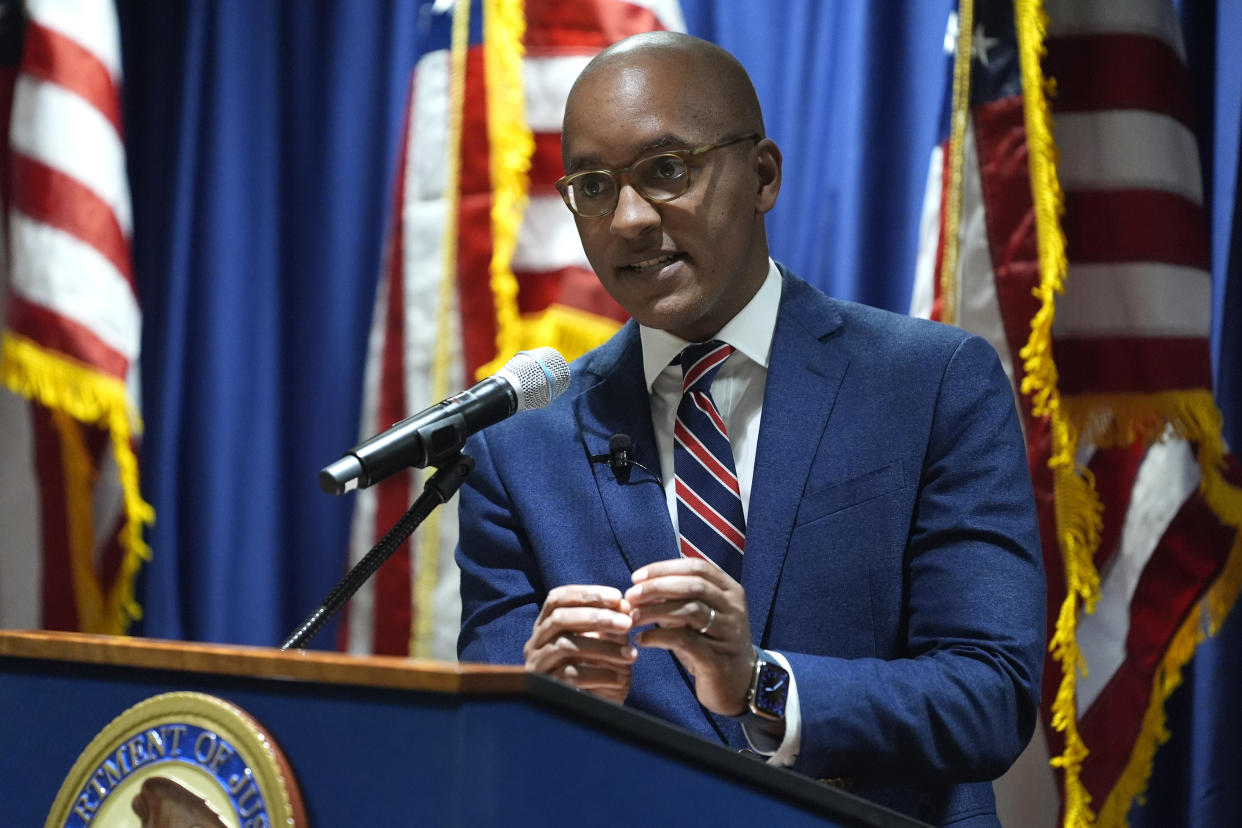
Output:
top-left (561, 57), bottom-right (778, 342)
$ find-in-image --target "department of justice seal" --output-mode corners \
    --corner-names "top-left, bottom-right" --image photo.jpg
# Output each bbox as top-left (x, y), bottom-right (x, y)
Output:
top-left (46, 692), bottom-right (305, 827)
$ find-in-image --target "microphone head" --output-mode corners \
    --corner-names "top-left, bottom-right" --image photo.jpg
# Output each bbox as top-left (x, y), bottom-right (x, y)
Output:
top-left (608, 433), bottom-right (632, 455)
top-left (498, 347), bottom-right (572, 412)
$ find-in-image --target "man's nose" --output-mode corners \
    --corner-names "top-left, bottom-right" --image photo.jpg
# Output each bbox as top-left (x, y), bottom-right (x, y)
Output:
top-left (609, 184), bottom-right (661, 238)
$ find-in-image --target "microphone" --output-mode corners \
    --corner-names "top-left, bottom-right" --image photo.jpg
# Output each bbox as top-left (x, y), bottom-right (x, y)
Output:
top-left (320, 347), bottom-right (571, 495)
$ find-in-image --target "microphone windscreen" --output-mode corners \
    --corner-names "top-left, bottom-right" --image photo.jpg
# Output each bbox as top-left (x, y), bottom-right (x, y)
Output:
top-left (498, 347), bottom-right (571, 412)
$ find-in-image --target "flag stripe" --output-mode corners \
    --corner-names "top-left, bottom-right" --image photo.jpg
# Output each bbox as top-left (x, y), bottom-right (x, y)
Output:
top-left (530, 131), bottom-right (565, 193)
top-left (526, 3), bottom-right (667, 51)
top-left (8, 215), bottom-right (140, 365)
top-left (11, 152), bottom-right (133, 283)
top-left (1076, 439), bottom-right (1200, 713)
top-left (523, 55), bottom-right (593, 131)
top-left (969, 94), bottom-right (1039, 380)
top-left (514, 265), bottom-right (628, 321)
top-left (1054, 338), bottom-right (1213, 394)
top-left (8, 213), bottom-right (138, 356)
top-left (6, 294), bottom-right (129, 378)
top-left (1044, 0), bottom-right (1185, 59)
top-left (1063, 189), bottom-right (1209, 270)
top-left (29, 404), bottom-right (76, 630)
top-left (1054, 110), bottom-right (1203, 204)
top-left (20, 20), bottom-right (122, 134)
top-left (25, 0), bottom-right (124, 79)
top-left (1052, 263), bottom-right (1212, 338)
top-left (10, 75), bottom-right (131, 234)
top-left (1087, 442), bottom-right (1148, 576)
top-left (369, 185), bottom-right (415, 657)
top-left (512, 194), bottom-right (589, 271)
top-left (1045, 34), bottom-right (1194, 129)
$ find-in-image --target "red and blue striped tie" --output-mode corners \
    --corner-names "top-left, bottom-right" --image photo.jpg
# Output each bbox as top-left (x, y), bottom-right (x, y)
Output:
top-left (674, 341), bottom-right (745, 581)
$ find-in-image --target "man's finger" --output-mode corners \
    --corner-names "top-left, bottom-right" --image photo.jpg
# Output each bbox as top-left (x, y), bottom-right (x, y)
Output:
top-left (529, 605), bottom-right (633, 650)
top-left (527, 631), bottom-right (638, 672)
top-left (538, 585), bottom-right (625, 618)
top-left (628, 598), bottom-right (720, 632)
top-left (631, 558), bottom-right (736, 587)
top-left (555, 663), bottom-right (631, 692)
top-left (624, 574), bottom-right (727, 608)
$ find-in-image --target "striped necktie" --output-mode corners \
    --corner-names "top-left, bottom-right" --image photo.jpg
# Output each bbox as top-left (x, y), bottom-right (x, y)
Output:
top-left (673, 340), bottom-right (745, 581)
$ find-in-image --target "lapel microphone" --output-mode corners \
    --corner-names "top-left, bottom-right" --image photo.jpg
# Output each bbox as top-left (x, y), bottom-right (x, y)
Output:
top-left (589, 433), bottom-right (654, 484)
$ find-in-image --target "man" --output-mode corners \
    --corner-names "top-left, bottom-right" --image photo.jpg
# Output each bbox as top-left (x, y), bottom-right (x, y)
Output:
top-left (457, 31), bottom-right (1044, 826)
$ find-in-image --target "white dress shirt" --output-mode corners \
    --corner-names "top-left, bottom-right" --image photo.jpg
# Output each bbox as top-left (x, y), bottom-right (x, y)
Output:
top-left (637, 258), bottom-right (801, 766)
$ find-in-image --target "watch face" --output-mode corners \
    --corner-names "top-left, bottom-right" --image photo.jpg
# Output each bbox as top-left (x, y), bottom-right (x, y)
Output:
top-left (754, 661), bottom-right (789, 718)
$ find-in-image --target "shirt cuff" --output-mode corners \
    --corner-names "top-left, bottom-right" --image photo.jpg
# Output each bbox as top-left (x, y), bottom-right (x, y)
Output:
top-left (740, 649), bottom-right (801, 766)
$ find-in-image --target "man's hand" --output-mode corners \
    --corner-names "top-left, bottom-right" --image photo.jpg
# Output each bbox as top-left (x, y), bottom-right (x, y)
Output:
top-left (523, 585), bottom-right (637, 705)
top-left (624, 558), bottom-right (754, 716)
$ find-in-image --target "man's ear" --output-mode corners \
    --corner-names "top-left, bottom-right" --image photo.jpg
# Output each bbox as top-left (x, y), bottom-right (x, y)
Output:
top-left (755, 138), bottom-right (782, 214)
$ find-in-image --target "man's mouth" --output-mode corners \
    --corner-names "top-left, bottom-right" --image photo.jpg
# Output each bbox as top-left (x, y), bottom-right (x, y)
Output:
top-left (623, 253), bottom-right (681, 273)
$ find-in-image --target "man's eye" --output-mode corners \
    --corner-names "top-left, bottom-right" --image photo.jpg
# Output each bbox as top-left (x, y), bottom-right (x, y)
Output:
top-left (578, 174), bottom-right (610, 198)
top-left (652, 158), bottom-right (684, 180)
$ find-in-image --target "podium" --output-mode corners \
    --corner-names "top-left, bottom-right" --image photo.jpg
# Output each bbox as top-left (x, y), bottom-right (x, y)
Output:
top-left (1, 630), bottom-right (925, 826)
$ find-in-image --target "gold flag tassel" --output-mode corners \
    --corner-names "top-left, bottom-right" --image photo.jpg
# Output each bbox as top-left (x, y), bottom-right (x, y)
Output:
top-left (1, 332), bottom-right (154, 634)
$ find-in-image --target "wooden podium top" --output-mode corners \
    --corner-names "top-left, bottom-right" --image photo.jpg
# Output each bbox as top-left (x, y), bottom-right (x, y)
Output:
top-left (0, 628), bottom-right (527, 694)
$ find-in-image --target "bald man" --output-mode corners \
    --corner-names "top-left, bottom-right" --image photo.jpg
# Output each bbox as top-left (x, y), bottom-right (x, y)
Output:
top-left (456, 32), bottom-right (1044, 826)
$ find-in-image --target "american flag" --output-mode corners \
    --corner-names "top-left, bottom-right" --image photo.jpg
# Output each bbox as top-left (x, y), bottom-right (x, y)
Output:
top-left (0, 0), bottom-right (150, 634)
top-left (914, 0), bottom-right (1242, 825)
top-left (339, 0), bottom-right (684, 659)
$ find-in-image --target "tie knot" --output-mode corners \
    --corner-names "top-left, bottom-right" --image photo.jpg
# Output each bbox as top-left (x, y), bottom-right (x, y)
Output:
top-left (678, 340), bottom-right (734, 394)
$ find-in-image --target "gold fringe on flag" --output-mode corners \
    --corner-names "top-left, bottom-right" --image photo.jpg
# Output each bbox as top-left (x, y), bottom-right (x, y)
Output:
top-left (1015, 1), bottom-right (1242, 825)
top-left (484, 0), bottom-right (533, 365)
top-left (0, 332), bottom-right (154, 635)
top-left (1014, 1), bottom-right (1099, 823)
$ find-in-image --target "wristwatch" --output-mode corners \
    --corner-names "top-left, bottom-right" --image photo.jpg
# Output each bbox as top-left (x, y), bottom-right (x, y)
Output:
top-left (731, 646), bottom-right (789, 726)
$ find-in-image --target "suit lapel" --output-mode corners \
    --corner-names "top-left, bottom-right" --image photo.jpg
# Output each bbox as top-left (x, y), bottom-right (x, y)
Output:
top-left (574, 325), bottom-right (679, 575)
top-left (743, 270), bottom-right (849, 646)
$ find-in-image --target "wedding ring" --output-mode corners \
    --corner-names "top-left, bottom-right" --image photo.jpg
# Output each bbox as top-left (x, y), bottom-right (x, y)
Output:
top-left (697, 606), bottom-right (717, 635)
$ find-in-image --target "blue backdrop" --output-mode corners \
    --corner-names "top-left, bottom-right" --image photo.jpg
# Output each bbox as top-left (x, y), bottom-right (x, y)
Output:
top-left (115, 1), bottom-right (1240, 822)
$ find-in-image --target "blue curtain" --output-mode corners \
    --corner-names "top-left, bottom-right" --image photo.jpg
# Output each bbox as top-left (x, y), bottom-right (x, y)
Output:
top-left (681, 0), bottom-right (956, 312)
top-left (119, 0), bottom-right (1239, 820)
top-left (121, 0), bottom-right (428, 645)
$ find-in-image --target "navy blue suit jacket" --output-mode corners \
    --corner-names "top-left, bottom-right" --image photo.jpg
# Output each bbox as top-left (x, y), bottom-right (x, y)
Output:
top-left (457, 268), bottom-right (1044, 826)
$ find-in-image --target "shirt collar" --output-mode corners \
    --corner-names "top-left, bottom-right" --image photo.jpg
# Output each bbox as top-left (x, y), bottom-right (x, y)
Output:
top-left (640, 258), bottom-right (782, 391)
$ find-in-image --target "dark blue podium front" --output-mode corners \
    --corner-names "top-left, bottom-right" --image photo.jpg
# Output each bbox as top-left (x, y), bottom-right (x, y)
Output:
top-left (0, 630), bottom-right (925, 826)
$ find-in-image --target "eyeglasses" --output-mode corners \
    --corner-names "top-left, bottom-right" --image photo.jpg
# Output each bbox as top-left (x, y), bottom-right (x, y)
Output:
top-left (555, 133), bottom-right (760, 218)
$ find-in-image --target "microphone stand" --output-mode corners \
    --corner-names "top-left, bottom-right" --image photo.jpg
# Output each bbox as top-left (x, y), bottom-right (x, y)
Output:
top-left (280, 452), bottom-right (475, 651)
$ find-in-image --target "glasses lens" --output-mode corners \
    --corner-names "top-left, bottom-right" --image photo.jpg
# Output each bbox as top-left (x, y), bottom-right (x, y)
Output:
top-left (634, 154), bottom-right (688, 200)
top-left (566, 172), bottom-right (617, 217)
